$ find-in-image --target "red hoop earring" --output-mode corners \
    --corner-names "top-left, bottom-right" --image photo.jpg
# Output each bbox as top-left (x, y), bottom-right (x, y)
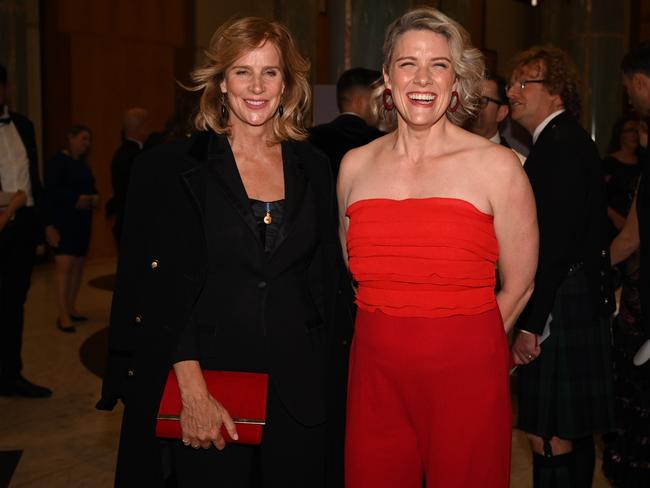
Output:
top-left (447, 90), bottom-right (460, 113)
top-left (382, 89), bottom-right (394, 111)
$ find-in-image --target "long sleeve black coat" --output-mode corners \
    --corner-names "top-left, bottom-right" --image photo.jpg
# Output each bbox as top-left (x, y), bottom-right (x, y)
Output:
top-left (97, 131), bottom-right (354, 485)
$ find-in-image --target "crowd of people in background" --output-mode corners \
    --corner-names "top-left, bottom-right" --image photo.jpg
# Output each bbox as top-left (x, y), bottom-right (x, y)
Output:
top-left (1, 5), bottom-right (650, 487)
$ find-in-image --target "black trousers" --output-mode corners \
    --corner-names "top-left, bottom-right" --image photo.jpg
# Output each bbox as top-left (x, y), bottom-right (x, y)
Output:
top-left (164, 385), bottom-right (326, 488)
top-left (0, 207), bottom-right (38, 381)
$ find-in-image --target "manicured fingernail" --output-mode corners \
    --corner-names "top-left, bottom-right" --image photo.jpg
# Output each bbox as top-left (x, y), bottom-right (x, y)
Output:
top-left (233, 433), bottom-right (239, 440)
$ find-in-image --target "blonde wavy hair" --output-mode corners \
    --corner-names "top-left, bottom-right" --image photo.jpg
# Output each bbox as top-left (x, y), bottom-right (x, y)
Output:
top-left (187, 17), bottom-right (311, 142)
top-left (382, 7), bottom-right (485, 126)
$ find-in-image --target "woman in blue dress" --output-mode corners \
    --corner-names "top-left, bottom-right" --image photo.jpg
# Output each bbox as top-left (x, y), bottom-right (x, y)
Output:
top-left (45, 125), bottom-right (99, 332)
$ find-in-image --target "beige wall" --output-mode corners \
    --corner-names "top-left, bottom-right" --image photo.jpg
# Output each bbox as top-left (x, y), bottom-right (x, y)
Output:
top-left (193, 0), bottom-right (274, 67)
top-left (484, 0), bottom-right (536, 78)
top-left (41, 0), bottom-right (194, 259)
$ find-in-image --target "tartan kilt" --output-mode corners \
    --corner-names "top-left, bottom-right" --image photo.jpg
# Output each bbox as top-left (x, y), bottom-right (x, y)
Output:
top-left (516, 267), bottom-right (615, 439)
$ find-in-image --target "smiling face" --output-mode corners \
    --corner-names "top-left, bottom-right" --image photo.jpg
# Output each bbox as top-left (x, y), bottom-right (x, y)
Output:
top-left (220, 41), bottom-right (285, 131)
top-left (384, 29), bottom-right (457, 129)
top-left (507, 62), bottom-right (562, 135)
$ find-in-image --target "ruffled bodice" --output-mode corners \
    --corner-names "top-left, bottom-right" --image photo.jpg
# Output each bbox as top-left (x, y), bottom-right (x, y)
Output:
top-left (346, 197), bottom-right (499, 318)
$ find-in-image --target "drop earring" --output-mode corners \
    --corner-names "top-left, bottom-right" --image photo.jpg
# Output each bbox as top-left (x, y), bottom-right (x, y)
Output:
top-left (447, 90), bottom-right (460, 113)
top-left (382, 89), bottom-right (394, 111)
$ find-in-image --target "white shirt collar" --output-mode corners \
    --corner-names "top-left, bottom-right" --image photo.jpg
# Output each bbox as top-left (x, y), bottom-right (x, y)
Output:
top-left (532, 109), bottom-right (565, 144)
top-left (488, 132), bottom-right (501, 144)
top-left (339, 112), bottom-right (363, 119)
top-left (125, 137), bottom-right (143, 150)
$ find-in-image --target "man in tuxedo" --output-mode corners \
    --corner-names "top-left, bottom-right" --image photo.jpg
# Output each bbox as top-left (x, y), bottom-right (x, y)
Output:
top-left (611, 42), bottom-right (650, 365)
top-left (466, 73), bottom-right (525, 164)
top-left (309, 67), bottom-right (384, 179)
top-left (107, 107), bottom-right (150, 244)
top-left (0, 64), bottom-right (53, 397)
top-left (508, 47), bottom-right (614, 487)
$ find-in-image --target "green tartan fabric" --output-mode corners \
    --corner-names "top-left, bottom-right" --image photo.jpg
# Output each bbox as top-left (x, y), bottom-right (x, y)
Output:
top-left (516, 268), bottom-right (615, 438)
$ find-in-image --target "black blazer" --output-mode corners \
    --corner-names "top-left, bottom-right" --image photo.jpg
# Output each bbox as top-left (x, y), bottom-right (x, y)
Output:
top-left (110, 140), bottom-right (141, 214)
top-left (516, 112), bottom-right (613, 335)
top-left (97, 131), bottom-right (353, 485)
top-left (309, 114), bottom-right (384, 179)
top-left (106, 139), bottom-right (141, 224)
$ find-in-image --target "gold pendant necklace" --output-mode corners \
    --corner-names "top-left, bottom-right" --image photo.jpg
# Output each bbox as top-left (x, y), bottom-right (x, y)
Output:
top-left (263, 202), bottom-right (272, 225)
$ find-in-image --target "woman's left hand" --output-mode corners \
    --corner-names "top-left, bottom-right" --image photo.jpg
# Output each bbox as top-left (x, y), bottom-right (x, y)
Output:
top-left (179, 391), bottom-right (238, 450)
top-left (45, 225), bottom-right (60, 248)
top-left (174, 360), bottom-right (239, 450)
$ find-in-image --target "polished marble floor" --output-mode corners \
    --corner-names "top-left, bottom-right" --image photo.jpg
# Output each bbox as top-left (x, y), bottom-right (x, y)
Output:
top-left (0, 258), bottom-right (611, 487)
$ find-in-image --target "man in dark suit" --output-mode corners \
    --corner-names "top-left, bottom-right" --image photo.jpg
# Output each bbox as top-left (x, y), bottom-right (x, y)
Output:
top-left (466, 73), bottom-right (526, 164)
top-left (611, 41), bottom-right (650, 364)
top-left (507, 47), bottom-right (614, 487)
top-left (0, 64), bottom-right (53, 397)
top-left (605, 41), bottom-right (650, 485)
top-left (612, 41), bottom-right (650, 365)
top-left (309, 68), bottom-right (378, 483)
top-left (107, 107), bottom-right (150, 243)
top-left (309, 67), bottom-right (384, 179)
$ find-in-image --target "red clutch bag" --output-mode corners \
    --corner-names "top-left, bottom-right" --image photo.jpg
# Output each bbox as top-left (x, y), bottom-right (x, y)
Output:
top-left (156, 370), bottom-right (269, 445)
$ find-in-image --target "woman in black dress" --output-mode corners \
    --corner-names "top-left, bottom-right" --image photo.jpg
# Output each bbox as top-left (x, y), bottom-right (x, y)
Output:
top-left (604, 113), bottom-right (642, 237)
top-left (45, 125), bottom-right (99, 332)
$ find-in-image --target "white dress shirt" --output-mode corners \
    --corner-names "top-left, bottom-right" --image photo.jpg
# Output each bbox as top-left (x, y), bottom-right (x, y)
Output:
top-left (0, 105), bottom-right (34, 206)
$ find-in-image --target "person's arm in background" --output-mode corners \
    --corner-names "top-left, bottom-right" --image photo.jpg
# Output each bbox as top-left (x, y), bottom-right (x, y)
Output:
top-left (0, 190), bottom-right (27, 231)
top-left (611, 190), bottom-right (640, 265)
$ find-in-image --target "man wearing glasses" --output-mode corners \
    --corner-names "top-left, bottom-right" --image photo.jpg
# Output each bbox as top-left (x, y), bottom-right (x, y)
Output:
top-left (508, 46), bottom-right (614, 488)
top-left (466, 73), bottom-right (525, 164)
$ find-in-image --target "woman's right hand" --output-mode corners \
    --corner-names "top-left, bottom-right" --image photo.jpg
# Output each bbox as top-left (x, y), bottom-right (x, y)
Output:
top-left (179, 391), bottom-right (238, 450)
top-left (173, 360), bottom-right (239, 450)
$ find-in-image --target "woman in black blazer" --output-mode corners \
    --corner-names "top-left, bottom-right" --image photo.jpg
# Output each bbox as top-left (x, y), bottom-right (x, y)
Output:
top-left (97, 17), bottom-right (353, 487)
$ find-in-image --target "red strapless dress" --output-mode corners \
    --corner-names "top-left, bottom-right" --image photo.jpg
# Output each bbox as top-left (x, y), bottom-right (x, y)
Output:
top-left (344, 198), bottom-right (511, 488)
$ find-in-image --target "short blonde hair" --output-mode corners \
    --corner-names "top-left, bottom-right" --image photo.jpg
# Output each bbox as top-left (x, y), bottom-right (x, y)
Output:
top-left (382, 7), bottom-right (484, 125)
top-left (188, 17), bottom-right (311, 141)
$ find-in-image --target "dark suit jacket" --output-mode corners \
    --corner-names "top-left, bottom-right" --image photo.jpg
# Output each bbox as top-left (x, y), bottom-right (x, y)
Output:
top-left (107, 139), bottom-right (141, 238)
top-left (516, 112), bottom-right (613, 335)
top-left (309, 114), bottom-right (384, 179)
top-left (97, 131), bottom-right (353, 485)
top-left (9, 111), bottom-right (47, 232)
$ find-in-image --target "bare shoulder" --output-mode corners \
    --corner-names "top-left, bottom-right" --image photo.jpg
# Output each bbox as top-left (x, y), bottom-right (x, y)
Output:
top-left (339, 133), bottom-right (390, 184)
top-left (457, 131), bottom-right (523, 180)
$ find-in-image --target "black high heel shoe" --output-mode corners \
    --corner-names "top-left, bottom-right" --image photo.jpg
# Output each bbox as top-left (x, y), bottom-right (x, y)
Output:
top-left (69, 314), bottom-right (88, 322)
top-left (57, 318), bottom-right (76, 333)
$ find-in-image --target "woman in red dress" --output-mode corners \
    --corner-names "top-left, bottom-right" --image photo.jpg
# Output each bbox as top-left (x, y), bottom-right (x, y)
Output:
top-left (338, 7), bottom-right (539, 488)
